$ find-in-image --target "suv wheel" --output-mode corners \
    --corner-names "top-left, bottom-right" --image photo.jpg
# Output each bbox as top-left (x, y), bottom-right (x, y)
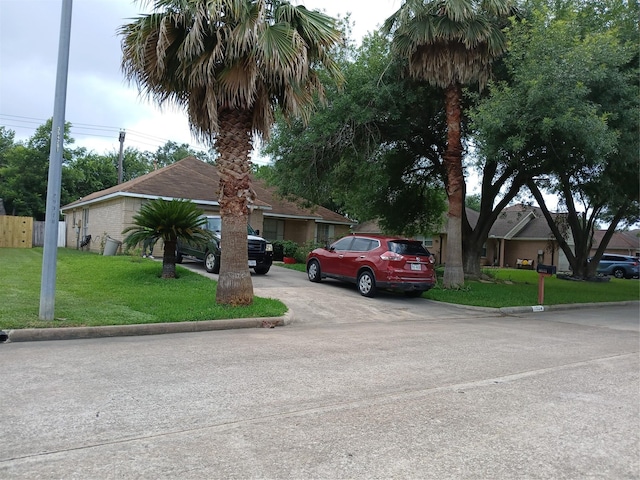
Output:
top-left (357, 270), bottom-right (376, 297)
top-left (205, 251), bottom-right (220, 274)
top-left (613, 267), bottom-right (625, 279)
top-left (175, 249), bottom-right (183, 264)
top-left (307, 260), bottom-right (322, 283)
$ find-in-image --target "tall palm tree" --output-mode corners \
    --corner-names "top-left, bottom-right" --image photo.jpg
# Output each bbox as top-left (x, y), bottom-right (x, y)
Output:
top-left (384, 0), bottom-right (515, 288)
top-left (122, 199), bottom-right (212, 279)
top-left (120, 1), bottom-right (343, 305)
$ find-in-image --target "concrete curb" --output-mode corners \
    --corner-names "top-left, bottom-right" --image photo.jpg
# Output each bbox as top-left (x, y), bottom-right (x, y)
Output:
top-left (500, 300), bottom-right (639, 315)
top-left (1, 312), bottom-right (293, 343)
top-left (2, 301), bottom-right (637, 343)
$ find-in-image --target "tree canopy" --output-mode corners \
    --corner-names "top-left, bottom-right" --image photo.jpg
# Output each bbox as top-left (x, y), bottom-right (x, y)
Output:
top-left (472, 0), bottom-right (639, 277)
top-left (263, 32), bottom-right (448, 237)
top-left (0, 122), bottom-right (214, 220)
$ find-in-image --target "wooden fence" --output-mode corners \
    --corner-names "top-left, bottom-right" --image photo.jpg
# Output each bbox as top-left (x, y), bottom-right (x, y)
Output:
top-left (0, 216), bottom-right (33, 248)
top-left (0, 217), bottom-right (66, 248)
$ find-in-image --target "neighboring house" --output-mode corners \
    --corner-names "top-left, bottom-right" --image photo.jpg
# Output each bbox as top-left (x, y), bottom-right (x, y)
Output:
top-left (479, 205), bottom-right (570, 270)
top-left (353, 204), bottom-right (572, 271)
top-left (60, 156), bottom-right (352, 253)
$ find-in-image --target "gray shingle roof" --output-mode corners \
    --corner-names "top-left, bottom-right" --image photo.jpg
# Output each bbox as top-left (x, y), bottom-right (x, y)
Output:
top-left (61, 156), bottom-right (352, 225)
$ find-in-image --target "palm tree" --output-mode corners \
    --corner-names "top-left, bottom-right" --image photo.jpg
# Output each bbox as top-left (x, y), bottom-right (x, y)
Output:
top-left (384, 0), bottom-right (515, 288)
top-left (122, 199), bottom-right (212, 279)
top-left (120, 1), bottom-right (343, 305)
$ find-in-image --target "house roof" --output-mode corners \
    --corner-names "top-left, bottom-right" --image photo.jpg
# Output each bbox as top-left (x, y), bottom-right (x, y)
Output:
top-left (62, 156), bottom-right (268, 209)
top-left (61, 156), bottom-right (352, 225)
top-left (254, 181), bottom-right (353, 224)
top-left (354, 204), bottom-right (562, 240)
top-left (488, 206), bottom-right (558, 240)
top-left (592, 229), bottom-right (640, 251)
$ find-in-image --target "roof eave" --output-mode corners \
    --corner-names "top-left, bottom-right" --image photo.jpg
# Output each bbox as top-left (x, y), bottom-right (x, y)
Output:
top-left (61, 192), bottom-right (222, 212)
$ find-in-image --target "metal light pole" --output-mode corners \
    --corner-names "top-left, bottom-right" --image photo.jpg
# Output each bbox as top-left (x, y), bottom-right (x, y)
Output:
top-left (39, 0), bottom-right (73, 320)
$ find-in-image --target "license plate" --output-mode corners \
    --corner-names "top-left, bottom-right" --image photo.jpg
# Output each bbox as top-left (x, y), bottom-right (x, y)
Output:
top-left (410, 263), bottom-right (421, 271)
top-left (248, 260), bottom-right (257, 267)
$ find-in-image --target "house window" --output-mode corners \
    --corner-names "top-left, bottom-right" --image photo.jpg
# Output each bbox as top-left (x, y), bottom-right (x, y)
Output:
top-left (316, 223), bottom-right (335, 244)
top-left (423, 237), bottom-right (433, 248)
top-left (263, 219), bottom-right (284, 241)
top-left (482, 242), bottom-right (487, 258)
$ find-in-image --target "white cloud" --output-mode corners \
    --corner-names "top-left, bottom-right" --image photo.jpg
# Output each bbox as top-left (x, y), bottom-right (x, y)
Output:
top-left (0, 0), bottom-right (399, 158)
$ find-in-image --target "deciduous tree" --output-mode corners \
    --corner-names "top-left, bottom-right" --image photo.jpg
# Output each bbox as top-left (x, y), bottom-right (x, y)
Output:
top-left (473, 0), bottom-right (639, 278)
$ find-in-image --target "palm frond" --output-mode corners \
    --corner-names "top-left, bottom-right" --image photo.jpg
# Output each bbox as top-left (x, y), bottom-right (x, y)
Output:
top-left (121, 0), bottom-right (343, 141)
top-left (122, 198), bottom-right (212, 248)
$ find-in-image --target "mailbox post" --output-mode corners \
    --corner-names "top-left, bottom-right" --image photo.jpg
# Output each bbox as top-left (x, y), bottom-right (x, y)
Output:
top-left (536, 264), bottom-right (557, 304)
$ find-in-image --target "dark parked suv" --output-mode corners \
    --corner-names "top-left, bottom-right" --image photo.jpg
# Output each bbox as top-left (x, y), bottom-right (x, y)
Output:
top-left (590, 254), bottom-right (639, 279)
top-left (306, 234), bottom-right (436, 297)
top-left (176, 216), bottom-right (273, 275)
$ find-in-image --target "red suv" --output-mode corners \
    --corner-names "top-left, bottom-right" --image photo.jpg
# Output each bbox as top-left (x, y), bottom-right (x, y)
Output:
top-left (306, 235), bottom-right (436, 297)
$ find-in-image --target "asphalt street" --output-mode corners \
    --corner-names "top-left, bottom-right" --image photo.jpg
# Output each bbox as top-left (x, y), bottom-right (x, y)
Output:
top-left (1, 263), bottom-right (638, 479)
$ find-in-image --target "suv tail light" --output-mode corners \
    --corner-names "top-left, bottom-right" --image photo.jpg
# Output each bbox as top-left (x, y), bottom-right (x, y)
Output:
top-left (380, 251), bottom-right (403, 261)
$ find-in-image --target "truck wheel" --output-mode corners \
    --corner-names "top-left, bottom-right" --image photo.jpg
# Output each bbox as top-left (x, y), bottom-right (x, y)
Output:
top-left (254, 266), bottom-right (270, 275)
top-left (175, 250), bottom-right (183, 264)
top-left (205, 251), bottom-right (220, 274)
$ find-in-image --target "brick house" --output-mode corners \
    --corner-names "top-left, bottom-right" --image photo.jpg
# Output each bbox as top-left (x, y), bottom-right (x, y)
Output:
top-left (354, 205), bottom-right (572, 270)
top-left (60, 156), bottom-right (352, 254)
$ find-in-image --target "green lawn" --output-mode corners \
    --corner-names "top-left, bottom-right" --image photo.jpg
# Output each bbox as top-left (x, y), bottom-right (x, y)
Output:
top-left (2, 250), bottom-right (638, 330)
top-left (279, 262), bottom-right (640, 308)
top-left (0, 248), bottom-right (287, 330)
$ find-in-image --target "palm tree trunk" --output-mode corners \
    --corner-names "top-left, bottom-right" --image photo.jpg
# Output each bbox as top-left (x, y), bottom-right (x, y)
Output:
top-left (162, 239), bottom-right (177, 279)
top-left (215, 109), bottom-right (254, 306)
top-left (442, 83), bottom-right (465, 288)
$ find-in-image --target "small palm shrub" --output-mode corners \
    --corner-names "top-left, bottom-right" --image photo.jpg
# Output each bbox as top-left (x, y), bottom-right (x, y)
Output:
top-left (122, 199), bottom-right (212, 278)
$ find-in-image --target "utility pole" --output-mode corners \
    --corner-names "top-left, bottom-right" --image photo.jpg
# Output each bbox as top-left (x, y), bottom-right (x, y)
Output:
top-left (39, 0), bottom-right (73, 320)
top-left (118, 130), bottom-right (126, 184)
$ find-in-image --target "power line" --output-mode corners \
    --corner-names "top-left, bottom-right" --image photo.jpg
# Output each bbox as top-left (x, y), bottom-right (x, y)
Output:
top-left (0, 112), bottom-right (213, 154)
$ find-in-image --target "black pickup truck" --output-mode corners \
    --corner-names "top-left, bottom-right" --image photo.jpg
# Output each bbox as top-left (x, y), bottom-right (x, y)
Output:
top-left (176, 216), bottom-right (273, 275)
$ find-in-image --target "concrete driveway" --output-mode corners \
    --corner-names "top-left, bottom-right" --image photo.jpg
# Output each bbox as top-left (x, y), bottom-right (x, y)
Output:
top-left (188, 260), bottom-right (502, 326)
top-left (1, 262), bottom-right (638, 479)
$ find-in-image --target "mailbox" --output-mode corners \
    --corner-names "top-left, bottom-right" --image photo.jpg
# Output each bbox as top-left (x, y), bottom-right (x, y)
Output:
top-left (536, 264), bottom-right (557, 275)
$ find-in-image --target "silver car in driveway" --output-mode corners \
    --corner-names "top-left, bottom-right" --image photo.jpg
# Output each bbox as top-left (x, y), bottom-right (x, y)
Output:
top-left (590, 254), bottom-right (639, 279)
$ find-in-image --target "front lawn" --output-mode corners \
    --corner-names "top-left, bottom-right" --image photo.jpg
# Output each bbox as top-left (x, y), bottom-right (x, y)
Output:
top-left (426, 268), bottom-right (639, 307)
top-left (0, 248), bottom-right (287, 330)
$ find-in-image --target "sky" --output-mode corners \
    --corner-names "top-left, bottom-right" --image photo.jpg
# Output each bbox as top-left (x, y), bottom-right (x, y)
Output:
top-left (0, 0), bottom-right (401, 162)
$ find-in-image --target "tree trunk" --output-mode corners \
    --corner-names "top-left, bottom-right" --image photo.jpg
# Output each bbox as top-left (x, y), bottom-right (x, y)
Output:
top-left (215, 109), bottom-right (254, 306)
top-left (442, 83), bottom-right (465, 288)
top-left (463, 238), bottom-right (484, 278)
top-left (161, 238), bottom-right (177, 279)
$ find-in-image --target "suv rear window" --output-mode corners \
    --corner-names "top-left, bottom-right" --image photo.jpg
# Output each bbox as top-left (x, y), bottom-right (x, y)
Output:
top-left (388, 240), bottom-right (430, 256)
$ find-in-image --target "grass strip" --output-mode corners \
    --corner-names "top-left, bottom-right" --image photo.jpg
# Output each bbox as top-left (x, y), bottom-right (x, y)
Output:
top-left (0, 248), bottom-right (287, 329)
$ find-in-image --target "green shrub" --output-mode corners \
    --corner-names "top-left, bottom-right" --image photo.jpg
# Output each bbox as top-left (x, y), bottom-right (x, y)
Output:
top-left (281, 240), bottom-right (299, 258)
top-left (295, 240), bottom-right (324, 263)
top-left (271, 240), bottom-right (285, 261)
